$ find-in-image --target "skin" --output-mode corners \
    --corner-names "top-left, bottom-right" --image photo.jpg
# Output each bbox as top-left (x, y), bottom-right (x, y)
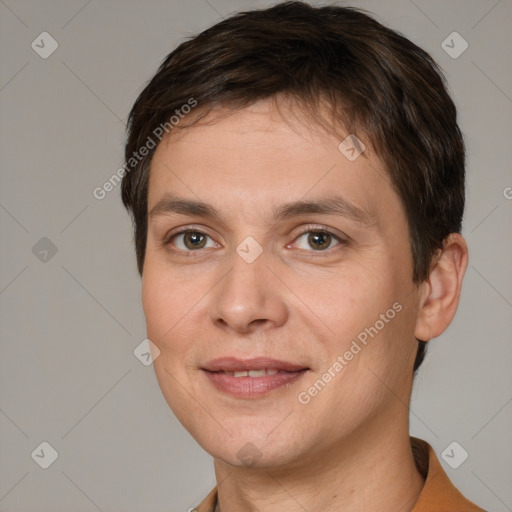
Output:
top-left (142, 99), bottom-right (468, 512)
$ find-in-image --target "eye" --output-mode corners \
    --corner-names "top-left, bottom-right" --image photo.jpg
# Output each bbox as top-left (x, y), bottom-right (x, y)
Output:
top-left (293, 228), bottom-right (343, 251)
top-left (167, 230), bottom-right (218, 251)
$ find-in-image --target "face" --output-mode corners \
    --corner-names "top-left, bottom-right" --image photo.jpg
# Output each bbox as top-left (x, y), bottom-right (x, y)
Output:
top-left (142, 100), bottom-right (422, 469)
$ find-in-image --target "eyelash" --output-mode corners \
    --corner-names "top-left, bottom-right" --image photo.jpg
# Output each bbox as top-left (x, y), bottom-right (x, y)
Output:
top-left (162, 225), bottom-right (348, 256)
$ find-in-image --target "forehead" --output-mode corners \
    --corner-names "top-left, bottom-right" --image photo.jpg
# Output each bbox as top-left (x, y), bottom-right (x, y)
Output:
top-left (147, 100), bottom-right (397, 223)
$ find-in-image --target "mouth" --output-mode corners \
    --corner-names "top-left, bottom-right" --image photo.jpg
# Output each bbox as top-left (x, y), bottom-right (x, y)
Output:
top-left (213, 368), bottom-right (294, 377)
top-left (201, 357), bottom-right (310, 398)
top-left (201, 356), bottom-right (309, 373)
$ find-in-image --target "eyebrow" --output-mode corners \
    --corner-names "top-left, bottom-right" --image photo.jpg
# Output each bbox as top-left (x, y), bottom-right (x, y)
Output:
top-left (149, 193), bottom-right (373, 226)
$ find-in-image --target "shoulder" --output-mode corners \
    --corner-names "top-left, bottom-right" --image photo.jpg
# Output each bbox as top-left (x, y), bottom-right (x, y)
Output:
top-left (411, 437), bottom-right (486, 512)
top-left (192, 486), bottom-right (217, 512)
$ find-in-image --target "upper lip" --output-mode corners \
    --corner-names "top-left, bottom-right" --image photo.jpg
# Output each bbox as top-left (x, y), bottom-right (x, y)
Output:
top-left (201, 357), bottom-right (309, 372)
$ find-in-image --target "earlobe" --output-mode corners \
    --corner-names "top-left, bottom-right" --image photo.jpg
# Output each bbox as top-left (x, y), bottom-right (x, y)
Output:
top-left (414, 233), bottom-right (469, 341)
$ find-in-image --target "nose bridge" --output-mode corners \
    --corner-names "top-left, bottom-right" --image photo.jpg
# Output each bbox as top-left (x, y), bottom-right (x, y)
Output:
top-left (210, 243), bottom-right (287, 332)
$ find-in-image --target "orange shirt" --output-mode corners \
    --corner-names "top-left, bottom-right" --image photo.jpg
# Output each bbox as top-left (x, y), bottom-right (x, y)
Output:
top-left (193, 438), bottom-right (485, 511)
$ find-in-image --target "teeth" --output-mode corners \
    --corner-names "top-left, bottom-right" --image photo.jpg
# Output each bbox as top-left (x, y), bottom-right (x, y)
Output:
top-left (248, 369), bottom-right (266, 377)
top-left (223, 369), bottom-right (281, 377)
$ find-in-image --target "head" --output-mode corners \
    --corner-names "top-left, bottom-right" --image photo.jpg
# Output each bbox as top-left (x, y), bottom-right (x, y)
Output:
top-left (121, 1), bottom-right (467, 467)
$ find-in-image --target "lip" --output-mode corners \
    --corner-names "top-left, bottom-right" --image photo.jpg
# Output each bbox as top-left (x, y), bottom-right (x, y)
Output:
top-left (201, 357), bottom-right (308, 372)
top-left (201, 357), bottom-right (310, 398)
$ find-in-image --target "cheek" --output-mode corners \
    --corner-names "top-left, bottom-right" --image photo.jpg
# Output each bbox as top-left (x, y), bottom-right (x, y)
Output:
top-left (300, 258), bottom-right (413, 377)
top-left (141, 262), bottom-right (189, 350)
top-left (141, 264), bottom-right (204, 425)
top-left (141, 259), bottom-right (215, 377)
top-left (142, 252), bottom-right (195, 329)
top-left (141, 272), bottom-right (169, 341)
top-left (292, 262), bottom-right (396, 340)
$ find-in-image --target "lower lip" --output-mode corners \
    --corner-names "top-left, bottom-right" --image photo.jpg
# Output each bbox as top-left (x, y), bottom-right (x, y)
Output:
top-left (203, 370), bottom-right (308, 398)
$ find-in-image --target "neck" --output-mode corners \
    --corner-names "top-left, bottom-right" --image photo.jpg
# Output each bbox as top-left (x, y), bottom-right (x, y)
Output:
top-left (213, 414), bottom-right (424, 512)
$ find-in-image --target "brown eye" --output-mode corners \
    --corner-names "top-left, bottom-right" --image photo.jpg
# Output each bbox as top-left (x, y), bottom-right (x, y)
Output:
top-left (183, 232), bottom-right (207, 249)
top-left (168, 230), bottom-right (216, 251)
top-left (307, 231), bottom-right (332, 250)
top-left (294, 229), bottom-right (342, 251)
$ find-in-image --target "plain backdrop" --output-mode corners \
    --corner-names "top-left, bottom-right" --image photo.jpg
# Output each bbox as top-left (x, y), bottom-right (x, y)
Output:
top-left (1, 1), bottom-right (511, 511)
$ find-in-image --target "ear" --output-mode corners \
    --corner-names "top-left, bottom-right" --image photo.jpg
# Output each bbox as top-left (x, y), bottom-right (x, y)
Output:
top-left (414, 233), bottom-right (469, 341)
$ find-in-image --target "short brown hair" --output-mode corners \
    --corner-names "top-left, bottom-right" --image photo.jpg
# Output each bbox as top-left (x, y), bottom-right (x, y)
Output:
top-left (121, 1), bottom-right (465, 372)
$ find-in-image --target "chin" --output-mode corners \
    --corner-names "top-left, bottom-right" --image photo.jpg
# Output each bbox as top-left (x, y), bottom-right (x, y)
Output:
top-left (196, 425), bottom-right (306, 470)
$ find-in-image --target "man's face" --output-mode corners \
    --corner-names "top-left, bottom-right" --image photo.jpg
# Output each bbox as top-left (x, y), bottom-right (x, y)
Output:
top-left (142, 100), bottom-right (422, 467)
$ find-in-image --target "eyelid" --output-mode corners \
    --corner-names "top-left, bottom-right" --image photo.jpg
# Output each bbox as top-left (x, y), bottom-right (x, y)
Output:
top-left (290, 224), bottom-right (349, 246)
top-left (161, 225), bottom-right (218, 249)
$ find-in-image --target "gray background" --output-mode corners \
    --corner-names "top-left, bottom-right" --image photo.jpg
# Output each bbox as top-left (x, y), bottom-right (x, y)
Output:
top-left (1, 0), bottom-right (511, 510)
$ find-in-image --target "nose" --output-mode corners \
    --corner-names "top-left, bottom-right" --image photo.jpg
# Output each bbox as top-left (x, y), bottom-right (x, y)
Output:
top-left (209, 249), bottom-right (288, 334)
